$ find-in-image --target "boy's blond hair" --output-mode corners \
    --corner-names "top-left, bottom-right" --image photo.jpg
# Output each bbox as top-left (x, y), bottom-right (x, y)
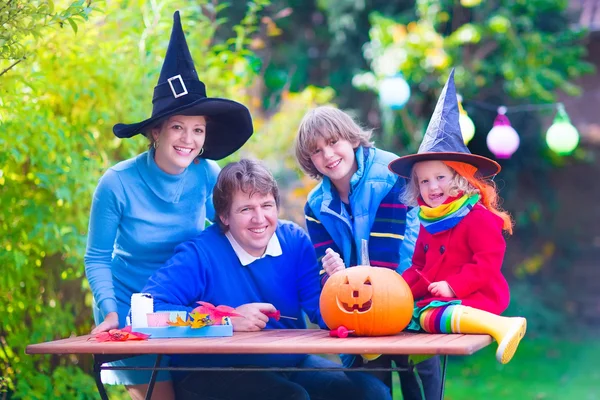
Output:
top-left (294, 106), bottom-right (374, 179)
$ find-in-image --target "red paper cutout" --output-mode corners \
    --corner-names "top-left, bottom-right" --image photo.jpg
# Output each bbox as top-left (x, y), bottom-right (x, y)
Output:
top-left (192, 301), bottom-right (243, 323)
top-left (94, 325), bottom-right (150, 342)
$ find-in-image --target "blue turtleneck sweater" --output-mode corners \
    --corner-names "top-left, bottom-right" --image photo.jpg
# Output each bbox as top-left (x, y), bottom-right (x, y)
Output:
top-left (84, 149), bottom-right (220, 328)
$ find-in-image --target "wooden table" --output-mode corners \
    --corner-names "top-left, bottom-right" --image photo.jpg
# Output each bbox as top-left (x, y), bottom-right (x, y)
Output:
top-left (26, 329), bottom-right (492, 400)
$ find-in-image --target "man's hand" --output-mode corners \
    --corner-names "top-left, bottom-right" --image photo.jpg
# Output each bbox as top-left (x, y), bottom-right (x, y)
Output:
top-left (91, 312), bottom-right (119, 334)
top-left (231, 303), bottom-right (276, 332)
top-left (428, 281), bottom-right (456, 298)
top-left (322, 248), bottom-right (345, 276)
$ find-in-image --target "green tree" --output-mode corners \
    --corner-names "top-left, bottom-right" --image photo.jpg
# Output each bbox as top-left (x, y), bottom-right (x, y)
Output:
top-left (0, 0), bottom-right (92, 76)
top-left (351, 0), bottom-right (595, 334)
top-left (0, 0), bottom-right (335, 398)
top-left (354, 0), bottom-right (594, 151)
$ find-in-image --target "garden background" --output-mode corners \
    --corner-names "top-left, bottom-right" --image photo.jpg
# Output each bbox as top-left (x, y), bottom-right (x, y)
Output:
top-left (1, 0), bottom-right (599, 398)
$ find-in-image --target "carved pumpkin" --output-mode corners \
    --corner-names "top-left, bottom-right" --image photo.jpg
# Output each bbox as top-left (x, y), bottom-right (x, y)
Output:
top-left (320, 266), bottom-right (414, 336)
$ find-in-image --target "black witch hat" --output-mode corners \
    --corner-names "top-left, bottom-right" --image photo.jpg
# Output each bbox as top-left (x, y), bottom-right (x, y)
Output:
top-left (388, 69), bottom-right (500, 178)
top-left (112, 11), bottom-right (253, 160)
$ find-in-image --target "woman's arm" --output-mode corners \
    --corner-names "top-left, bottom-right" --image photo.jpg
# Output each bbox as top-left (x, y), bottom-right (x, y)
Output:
top-left (84, 169), bottom-right (124, 321)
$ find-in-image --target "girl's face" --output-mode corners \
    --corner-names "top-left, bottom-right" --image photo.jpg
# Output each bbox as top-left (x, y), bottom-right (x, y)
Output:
top-left (413, 160), bottom-right (455, 207)
top-left (310, 136), bottom-right (359, 187)
top-left (152, 115), bottom-right (206, 175)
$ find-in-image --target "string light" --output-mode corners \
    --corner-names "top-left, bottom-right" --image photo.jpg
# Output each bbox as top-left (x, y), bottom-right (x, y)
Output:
top-left (486, 107), bottom-right (520, 159)
top-left (546, 103), bottom-right (579, 155)
top-left (379, 74), bottom-right (411, 110)
top-left (457, 94), bottom-right (475, 144)
top-left (464, 100), bottom-right (579, 159)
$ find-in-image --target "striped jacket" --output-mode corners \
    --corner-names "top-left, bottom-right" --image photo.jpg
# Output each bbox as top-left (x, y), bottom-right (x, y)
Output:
top-left (304, 147), bottom-right (419, 286)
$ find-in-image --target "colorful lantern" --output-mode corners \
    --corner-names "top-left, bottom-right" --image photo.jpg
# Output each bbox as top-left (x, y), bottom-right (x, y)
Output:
top-left (457, 95), bottom-right (475, 144)
top-left (546, 104), bottom-right (579, 155)
top-left (379, 74), bottom-right (411, 110)
top-left (486, 107), bottom-right (520, 159)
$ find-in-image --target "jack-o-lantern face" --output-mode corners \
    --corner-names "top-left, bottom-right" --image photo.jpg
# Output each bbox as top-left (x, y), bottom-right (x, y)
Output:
top-left (320, 266), bottom-right (414, 336)
top-left (336, 275), bottom-right (373, 313)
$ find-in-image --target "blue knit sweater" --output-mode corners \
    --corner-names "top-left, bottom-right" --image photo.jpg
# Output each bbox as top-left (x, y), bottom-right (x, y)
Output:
top-left (84, 149), bottom-right (220, 328)
top-left (143, 221), bottom-right (324, 369)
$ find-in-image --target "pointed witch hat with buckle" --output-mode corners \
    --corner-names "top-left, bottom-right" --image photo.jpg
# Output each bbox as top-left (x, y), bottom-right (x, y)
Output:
top-left (389, 69), bottom-right (500, 178)
top-left (112, 11), bottom-right (253, 160)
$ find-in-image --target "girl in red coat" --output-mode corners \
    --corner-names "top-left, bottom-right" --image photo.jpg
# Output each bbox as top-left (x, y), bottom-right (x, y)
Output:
top-left (389, 69), bottom-right (526, 364)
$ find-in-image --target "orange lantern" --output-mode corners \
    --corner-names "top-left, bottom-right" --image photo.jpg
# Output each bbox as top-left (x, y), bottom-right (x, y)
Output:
top-left (320, 266), bottom-right (414, 336)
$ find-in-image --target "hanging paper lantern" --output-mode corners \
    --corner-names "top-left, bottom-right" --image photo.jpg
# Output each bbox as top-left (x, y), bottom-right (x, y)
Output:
top-left (457, 95), bottom-right (475, 144)
top-left (379, 74), bottom-right (411, 110)
top-left (486, 107), bottom-right (520, 159)
top-left (459, 113), bottom-right (476, 144)
top-left (546, 105), bottom-right (579, 155)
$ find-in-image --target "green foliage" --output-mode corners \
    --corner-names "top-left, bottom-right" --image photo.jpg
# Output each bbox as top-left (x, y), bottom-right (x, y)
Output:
top-left (0, 0), bottom-right (93, 66)
top-left (350, 0), bottom-right (595, 335)
top-left (354, 0), bottom-right (594, 150)
top-left (1, 1), bottom-right (335, 397)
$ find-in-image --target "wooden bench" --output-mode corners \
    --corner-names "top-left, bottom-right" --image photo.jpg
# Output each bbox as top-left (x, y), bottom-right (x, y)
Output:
top-left (26, 329), bottom-right (492, 400)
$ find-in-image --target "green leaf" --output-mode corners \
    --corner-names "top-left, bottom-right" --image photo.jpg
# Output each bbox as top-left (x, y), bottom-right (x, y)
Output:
top-left (66, 17), bottom-right (77, 33)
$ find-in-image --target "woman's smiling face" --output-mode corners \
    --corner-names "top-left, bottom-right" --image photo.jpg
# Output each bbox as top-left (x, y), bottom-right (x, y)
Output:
top-left (413, 160), bottom-right (455, 207)
top-left (152, 115), bottom-right (207, 175)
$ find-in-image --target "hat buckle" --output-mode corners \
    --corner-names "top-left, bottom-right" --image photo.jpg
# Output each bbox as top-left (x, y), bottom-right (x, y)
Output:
top-left (167, 74), bottom-right (188, 98)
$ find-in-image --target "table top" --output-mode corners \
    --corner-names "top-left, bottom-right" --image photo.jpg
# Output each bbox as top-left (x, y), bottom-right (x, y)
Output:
top-left (26, 329), bottom-right (492, 356)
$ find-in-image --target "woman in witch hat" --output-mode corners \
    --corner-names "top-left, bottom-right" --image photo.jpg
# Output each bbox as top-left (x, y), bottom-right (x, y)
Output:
top-left (389, 70), bottom-right (527, 365)
top-left (84, 11), bottom-right (253, 399)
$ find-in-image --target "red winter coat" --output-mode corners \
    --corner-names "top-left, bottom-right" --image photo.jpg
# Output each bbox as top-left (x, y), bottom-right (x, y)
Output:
top-left (402, 204), bottom-right (510, 315)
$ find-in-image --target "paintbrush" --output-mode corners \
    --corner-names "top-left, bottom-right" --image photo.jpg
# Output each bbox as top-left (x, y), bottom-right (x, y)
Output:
top-left (415, 270), bottom-right (432, 285)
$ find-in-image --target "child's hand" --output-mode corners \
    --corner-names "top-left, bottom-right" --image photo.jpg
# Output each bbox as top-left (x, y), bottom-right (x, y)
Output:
top-left (322, 248), bottom-right (345, 276)
top-left (428, 281), bottom-right (456, 298)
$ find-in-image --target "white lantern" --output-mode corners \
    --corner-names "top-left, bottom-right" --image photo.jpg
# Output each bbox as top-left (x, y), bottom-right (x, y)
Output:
top-left (379, 74), bottom-right (411, 110)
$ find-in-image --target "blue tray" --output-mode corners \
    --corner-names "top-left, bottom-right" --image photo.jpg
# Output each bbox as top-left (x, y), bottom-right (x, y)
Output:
top-left (136, 323), bottom-right (233, 338)
top-left (130, 311), bottom-right (234, 338)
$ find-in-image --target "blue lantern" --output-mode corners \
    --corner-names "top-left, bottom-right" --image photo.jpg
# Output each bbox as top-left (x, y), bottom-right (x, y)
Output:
top-left (379, 74), bottom-right (411, 110)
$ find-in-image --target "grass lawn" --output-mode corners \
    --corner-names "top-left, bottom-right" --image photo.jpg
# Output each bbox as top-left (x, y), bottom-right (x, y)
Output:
top-left (393, 338), bottom-right (600, 399)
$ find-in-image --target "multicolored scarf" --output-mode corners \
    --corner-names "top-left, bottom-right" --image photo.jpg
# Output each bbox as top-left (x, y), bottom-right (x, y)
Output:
top-left (418, 193), bottom-right (480, 234)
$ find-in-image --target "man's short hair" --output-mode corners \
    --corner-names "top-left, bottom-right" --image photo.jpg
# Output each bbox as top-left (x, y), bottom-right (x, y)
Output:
top-left (213, 159), bottom-right (280, 232)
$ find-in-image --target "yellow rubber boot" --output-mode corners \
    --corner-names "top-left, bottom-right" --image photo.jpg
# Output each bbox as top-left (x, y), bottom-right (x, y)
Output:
top-left (361, 354), bottom-right (382, 363)
top-left (453, 306), bottom-right (527, 364)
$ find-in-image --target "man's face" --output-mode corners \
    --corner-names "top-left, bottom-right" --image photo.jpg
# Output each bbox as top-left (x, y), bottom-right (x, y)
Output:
top-left (220, 189), bottom-right (278, 257)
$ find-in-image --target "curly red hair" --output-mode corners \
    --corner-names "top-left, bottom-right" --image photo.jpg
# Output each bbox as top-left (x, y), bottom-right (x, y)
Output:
top-left (443, 161), bottom-right (513, 234)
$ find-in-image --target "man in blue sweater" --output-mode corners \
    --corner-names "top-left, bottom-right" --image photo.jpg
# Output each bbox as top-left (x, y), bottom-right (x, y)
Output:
top-left (143, 159), bottom-right (391, 400)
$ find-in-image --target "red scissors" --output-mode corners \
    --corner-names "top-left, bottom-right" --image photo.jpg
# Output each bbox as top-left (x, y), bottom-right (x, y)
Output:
top-left (264, 310), bottom-right (297, 321)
